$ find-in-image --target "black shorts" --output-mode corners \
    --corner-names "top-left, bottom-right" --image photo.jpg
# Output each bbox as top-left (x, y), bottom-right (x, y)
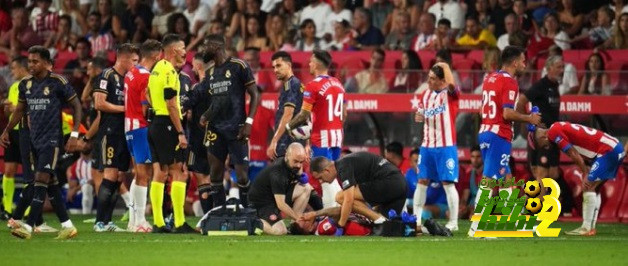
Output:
top-left (148, 116), bottom-right (185, 166)
top-left (254, 204), bottom-right (282, 226)
top-left (528, 143), bottom-right (560, 168)
top-left (187, 130), bottom-right (209, 175)
top-left (206, 127), bottom-right (249, 165)
top-left (90, 133), bottom-right (104, 171)
top-left (101, 133), bottom-right (130, 171)
top-left (4, 130), bottom-right (21, 163)
top-left (358, 173), bottom-right (407, 217)
top-left (31, 145), bottom-right (61, 175)
top-left (18, 129), bottom-right (33, 182)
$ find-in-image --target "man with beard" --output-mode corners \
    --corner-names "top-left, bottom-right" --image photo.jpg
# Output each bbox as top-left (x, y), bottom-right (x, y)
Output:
top-left (248, 143), bottom-right (313, 235)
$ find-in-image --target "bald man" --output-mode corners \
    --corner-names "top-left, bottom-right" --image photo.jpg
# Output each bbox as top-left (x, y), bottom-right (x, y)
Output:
top-left (248, 143), bottom-right (315, 235)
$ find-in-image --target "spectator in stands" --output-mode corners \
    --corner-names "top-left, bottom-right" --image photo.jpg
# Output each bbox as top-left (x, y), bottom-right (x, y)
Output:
top-left (428, 0), bottom-right (465, 34)
top-left (497, 13), bottom-right (520, 50)
top-left (243, 47), bottom-right (273, 91)
top-left (0, 7), bottom-right (43, 57)
top-left (488, 0), bottom-right (514, 38)
top-left (470, 0), bottom-right (491, 29)
top-left (241, 0), bottom-right (267, 38)
top-left (0, 0), bottom-right (10, 34)
top-left (405, 148), bottom-right (420, 213)
top-left (214, 0), bottom-right (243, 46)
top-left (237, 15), bottom-right (269, 51)
top-left (66, 149), bottom-right (94, 215)
top-left (96, 0), bottom-right (114, 34)
top-left (86, 11), bottom-right (114, 56)
top-left (45, 15), bottom-right (77, 53)
top-left (267, 14), bottom-right (288, 51)
top-left (528, 0), bottom-right (557, 26)
top-left (416, 49), bottom-right (461, 94)
top-left (323, 0), bottom-right (352, 40)
top-left (295, 19), bottom-right (325, 51)
top-left (183, 0), bottom-right (211, 38)
top-left (60, 0), bottom-right (88, 36)
top-left (411, 13), bottom-right (437, 52)
top-left (579, 52), bottom-right (611, 95)
top-left (274, 0), bottom-right (301, 30)
top-left (64, 38), bottom-right (92, 95)
top-left (392, 50), bottom-right (422, 93)
top-left (365, 0), bottom-right (393, 32)
top-left (79, 0), bottom-right (92, 18)
top-left (610, 0), bottom-right (628, 19)
top-left (167, 13), bottom-right (192, 45)
top-left (540, 12), bottom-right (571, 50)
top-left (603, 12), bottom-right (628, 49)
top-left (116, 0), bottom-right (153, 44)
top-left (456, 15), bottom-right (498, 50)
top-left (346, 49), bottom-right (389, 94)
top-left (325, 19), bottom-right (353, 51)
top-left (385, 141), bottom-right (411, 174)
top-left (458, 145), bottom-right (482, 219)
top-left (587, 6), bottom-right (615, 48)
top-left (383, 0), bottom-right (421, 36)
top-left (542, 45), bottom-right (579, 95)
top-left (385, 11), bottom-right (417, 51)
top-left (300, 0), bottom-right (331, 39)
top-left (151, 0), bottom-right (180, 39)
top-left (513, 0), bottom-right (534, 35)
top-left (557, 0), bottom-right (584, 37)
top-left (33, 0), bottom-right (60, 41)
top-left (431, 18), bottom-right (454, 50)
top-left (280, 29), bottom-right (299, 51)
top-left (352, 8), bottom-right (385, 50)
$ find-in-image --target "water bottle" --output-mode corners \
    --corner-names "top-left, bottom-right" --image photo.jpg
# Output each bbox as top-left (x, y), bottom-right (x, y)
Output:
top-left (528, 106), bottom-right (540, 132)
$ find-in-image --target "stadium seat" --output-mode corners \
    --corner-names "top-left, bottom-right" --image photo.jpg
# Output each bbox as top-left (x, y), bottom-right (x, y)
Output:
top-left (561, 165), bottom-right (584, 218)
top-left (417, 50), bottom-right (436, 71)
top-left (465, 50), bottom-right (484, 66)
top-left (606, 60), bottom-right (628, 94)
top-left (337, 57), bottom-right (367, 81)
top-left (452, 59), bottom-right (479, 92)
top-left (598, 167), bottom-right (626, 222)
top-left (53, 51), bottom-right (77, 72)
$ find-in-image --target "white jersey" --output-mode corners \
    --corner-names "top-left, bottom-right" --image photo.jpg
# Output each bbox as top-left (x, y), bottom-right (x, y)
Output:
top-left (419, 88), bottom-right (459, 148)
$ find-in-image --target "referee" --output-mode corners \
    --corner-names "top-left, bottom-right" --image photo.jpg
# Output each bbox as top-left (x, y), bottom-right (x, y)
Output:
top-left (516, 55), bottom-right (563, 190)
top-left (147, 34), bottom-right (194, 233)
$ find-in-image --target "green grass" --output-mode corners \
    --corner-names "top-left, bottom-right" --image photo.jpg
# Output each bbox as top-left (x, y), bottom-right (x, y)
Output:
top-left (1, 215), bottom-right (627, 265)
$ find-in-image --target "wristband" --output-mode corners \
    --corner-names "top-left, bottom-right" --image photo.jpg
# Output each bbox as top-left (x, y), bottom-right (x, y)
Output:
top-left (81, 135), bottom-right (90, 142)
top-left (70, 131), bottom-right (79, 138)
top-left (245, 117), bottom-right (254, 125)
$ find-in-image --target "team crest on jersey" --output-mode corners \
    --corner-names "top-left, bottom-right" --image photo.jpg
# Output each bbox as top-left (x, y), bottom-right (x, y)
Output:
top-left (225, 70), bottom-right (231, 78)
top-left (43, 87), bottom-right (50, 95)
top-left (26, 80), bottom-right (32, 89)
top-left (114, 74), bottom-right (119, 84)
top-left (446, 158), bottom-right (455, 170)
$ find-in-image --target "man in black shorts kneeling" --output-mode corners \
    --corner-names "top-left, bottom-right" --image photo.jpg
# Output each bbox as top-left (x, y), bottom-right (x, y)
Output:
top-left (307, 152), bottom-right (407, 235)
top-left (248, 143), bottom-right (318, 235)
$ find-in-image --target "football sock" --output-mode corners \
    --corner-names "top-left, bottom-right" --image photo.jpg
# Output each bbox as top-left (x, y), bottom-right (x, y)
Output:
top-left (192, 201), bottom-right (203, 216)
top-left (238, 181), bottom-right (250, 207)
top-left (308, 190), bottom-right (324, 211)
top-left (96, 179), bottom-right (115, 223)
top-left (582, 192), bottom-right (596, 230)
top-left (81, 183), bottom-right (94, 215)
top-left (150, 181), bottom-right (165, 227)
top-left (128, 181), bottom-right (137, 227)
top-left (592, 193), bottom-right (602, 229)
top-left (3, 176), bottom-right (14, 213)
top-left (133, 184), bottom-right (148, 224)
top-left (47, 184), bottom-right (70, 225)
top-left (210, 184), bottom-right (226, 208)
top-left (412, 183), bottom-right (428, 226)
top-left (105, 182), bottom-right (120, 223)
top-left (13, 183), bottom-right (34, 219)
top-left (198, 184), bottom-right (213, 213)
top-left (171, 181), bottom-right (186, 227)
top-left (444, 183), bottom-right (459, 223)
top-left (26, 183), bottom-right (47, 228)
top-left (61, 219), bottom-right (74, 229)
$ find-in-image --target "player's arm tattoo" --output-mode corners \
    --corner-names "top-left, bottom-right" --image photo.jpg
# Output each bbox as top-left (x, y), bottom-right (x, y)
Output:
top-left (245, 82), bottom-right (260, 119)
top-left (69, 97), bottom-right (83, 132)
top-left (287, 109), bottom-right (311, 130)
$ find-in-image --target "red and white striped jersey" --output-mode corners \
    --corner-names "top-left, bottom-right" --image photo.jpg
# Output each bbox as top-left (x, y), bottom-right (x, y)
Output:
top-left (479, 71), bottom-right (519, 141)
top-left (87, 33), bottom-right (115, 55)
top-left (548, 122), bottom-right (620, 159)
top-left (303, 75), bottom-right (345, 148)
top-left (34, 12), bottom-right (59, 40)
top-left (70, 157), bottom-right (92, 185)
top-left (419, 88), bottom-right (459, 148)
top-left (124, 65), bottom-right (150, 132)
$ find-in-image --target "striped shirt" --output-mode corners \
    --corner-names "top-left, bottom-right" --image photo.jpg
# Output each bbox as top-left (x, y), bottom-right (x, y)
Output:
top-left (70, 157), bottom-right (92, 185)
top-left (419, 87), bottom-right (459, 148)
top-left (87, 32), bottom-right (115, 55)
top-left (548, 122), bottom-right (620, 159)
top-left (33, 11), bottom-right (59, 40)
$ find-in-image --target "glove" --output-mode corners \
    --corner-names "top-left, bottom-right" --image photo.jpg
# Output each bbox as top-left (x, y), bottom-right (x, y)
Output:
top-left (299, 173), bottom-right (309, 184)
top-left (334, 227), bottom-right (344, 236)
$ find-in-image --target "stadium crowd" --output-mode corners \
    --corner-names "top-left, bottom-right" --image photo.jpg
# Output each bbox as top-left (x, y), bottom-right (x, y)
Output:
top-left (0, 0), bottom-right (626, 239)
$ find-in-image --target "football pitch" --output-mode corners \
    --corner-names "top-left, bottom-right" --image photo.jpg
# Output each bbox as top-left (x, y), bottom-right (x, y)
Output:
top-left (1, 215), bottom-right (627, 266)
